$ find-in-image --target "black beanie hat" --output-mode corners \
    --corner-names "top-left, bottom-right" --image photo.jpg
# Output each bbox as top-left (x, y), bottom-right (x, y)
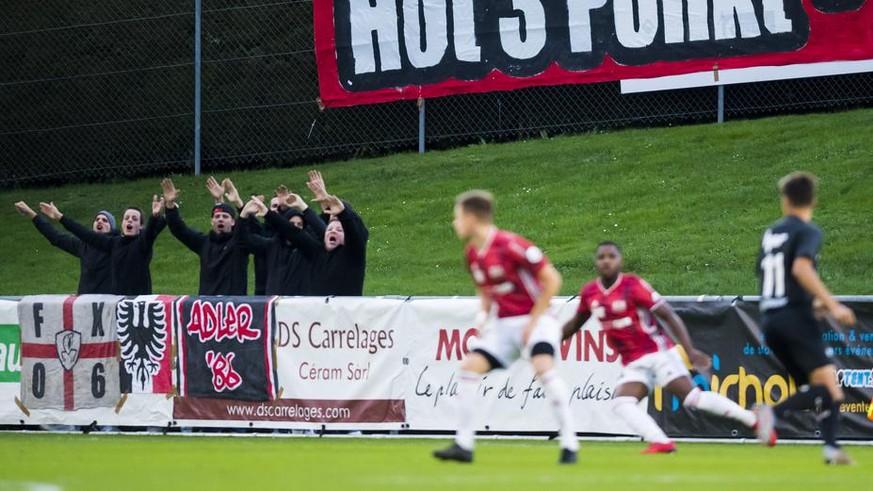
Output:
top-left (212, 203), bottom-right (236, 218)
top-left (280, 208), bottom-right (304, 220)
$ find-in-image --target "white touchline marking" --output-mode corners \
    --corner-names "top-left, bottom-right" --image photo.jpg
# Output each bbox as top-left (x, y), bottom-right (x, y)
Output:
top-left (0, 481), bottom-right (62, 491)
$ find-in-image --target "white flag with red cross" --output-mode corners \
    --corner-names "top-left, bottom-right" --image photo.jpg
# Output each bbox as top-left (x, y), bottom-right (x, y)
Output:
top-left (19, 295), bottom-right (120, 411)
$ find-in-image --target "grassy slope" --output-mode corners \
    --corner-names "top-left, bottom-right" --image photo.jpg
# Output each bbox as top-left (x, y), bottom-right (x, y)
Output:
top-left (1, 109), bottom-right (871, 296)
top-left (0, 435), bottom-right (871, 491)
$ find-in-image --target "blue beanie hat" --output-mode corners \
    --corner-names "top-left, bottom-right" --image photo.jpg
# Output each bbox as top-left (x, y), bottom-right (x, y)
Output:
top-left (95, 210), bottom-right (116, 231)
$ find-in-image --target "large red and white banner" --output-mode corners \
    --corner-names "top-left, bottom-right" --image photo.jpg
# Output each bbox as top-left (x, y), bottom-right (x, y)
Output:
top-left (314, 0), bottom-right (873, 107)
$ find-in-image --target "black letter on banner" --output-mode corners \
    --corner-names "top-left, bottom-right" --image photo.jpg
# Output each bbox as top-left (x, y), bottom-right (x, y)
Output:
top-left (33, 303), bottom-right (44, 338)
top-left (91, 363), bottom-right (106, 398)
top-left (91, 302), bottom-right (105, 337)
top-left (32, 363), bottom-right (45, 398)
top-left (811, 0), bottom-right (865, 13)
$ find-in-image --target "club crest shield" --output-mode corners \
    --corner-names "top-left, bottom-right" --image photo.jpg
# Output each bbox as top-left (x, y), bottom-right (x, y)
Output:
top-left (55, 330), bottom-right (82, 371)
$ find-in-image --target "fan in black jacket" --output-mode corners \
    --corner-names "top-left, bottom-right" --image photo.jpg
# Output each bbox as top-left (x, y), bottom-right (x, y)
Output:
top-left (15, 201), bottom-right (116, 294)
top-left (44, 197), bottom-right (167, 296)
top-left (213, 177), bottom-right (274, 296)
top-left (161, 178), bottom-right (249, 296)
top-left (237, 197), bottom-right (326, 296)
top-left (255, 194), bottom-right (368, 296)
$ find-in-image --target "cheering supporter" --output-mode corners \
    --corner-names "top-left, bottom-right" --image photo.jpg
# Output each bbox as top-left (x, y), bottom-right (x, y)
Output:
top-left (247, 171), bottom-right (369, 296)
top-left (161, 178), bottom-right (249, 296)
top-left (44, 196), bottom-right (166, 295)
top-left (14, 201), bottom-right (117, 294)
top-left (237, 189), bottom-right (325, 295)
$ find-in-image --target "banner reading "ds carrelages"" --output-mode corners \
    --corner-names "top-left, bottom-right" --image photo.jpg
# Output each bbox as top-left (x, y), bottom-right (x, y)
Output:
top-left (314, 0), bottom-right (873, 107)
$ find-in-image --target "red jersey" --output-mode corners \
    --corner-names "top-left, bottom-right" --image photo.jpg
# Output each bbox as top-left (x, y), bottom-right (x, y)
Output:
top-left (465, 228), bottom-right (549, 318)
top-left (576, 273), bottom-right (672, 365)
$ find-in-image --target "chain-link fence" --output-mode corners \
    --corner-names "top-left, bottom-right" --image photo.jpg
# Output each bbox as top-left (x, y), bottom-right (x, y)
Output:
top-left (2, 1), bottom-right (873, 189)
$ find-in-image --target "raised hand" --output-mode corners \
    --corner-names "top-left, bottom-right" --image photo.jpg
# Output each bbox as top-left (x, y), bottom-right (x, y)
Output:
top-left (286, 192), bottom-right (308, 211)
top-left (254, 195), bottom-right (268, 217)
top-left (222, 178), bottom-right (244, 209)
top-left (275, 185), bottom-right (291, 210)
top-left (206, 176), bottom-right (224, 204)
top-left (241, 196), bottom-right (267, 218)
top-left (313, 194), bottom-right (345, 216)
top-left (161, 178), bottom-right (179, 208)
top-left (306, 170), bottom-right (328, 201)
top-left (152, 195), bottom-right (165, 216)
top-left (39, 202), bottom-right (63, 221)
top-left (14, 201), bottom-right (36, 219)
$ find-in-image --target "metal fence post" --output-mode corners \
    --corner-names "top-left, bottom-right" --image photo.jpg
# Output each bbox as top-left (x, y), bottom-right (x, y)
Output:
top-left (194, 0), bottom-right (203, 175)
top-left (717, 85), bottom-right (725, 124)
top-left (418, 98), bottom-right (426, 154)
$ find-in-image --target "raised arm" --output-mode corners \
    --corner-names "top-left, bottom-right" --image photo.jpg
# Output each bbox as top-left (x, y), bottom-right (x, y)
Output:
top-left (281, 190), bottom-right (326, 240)
top-left (162, 178), bottom-right (205, 253)
top-left (206, 176), bottom-right (225, 204)
top-left (302, 208), bottom-right (327, 240)
top-left (47, 202), bottom-right (112, 251)
top-left (263, 208), bottom-right (322, 260)
top-left (16, 201), bottom-right (82, 257)
top-left (306, 170), bottom-right (328, 199)
top-left (237, 199), bottom-right (271, 254)
top-left (221, 178), bottom-right (245, 210)
top-left (141, 194), bottom-right (167, 247)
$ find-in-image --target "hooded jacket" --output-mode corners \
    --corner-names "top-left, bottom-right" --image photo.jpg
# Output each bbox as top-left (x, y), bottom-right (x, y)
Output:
top-left (61, 213), bottom-right (166, 295)
top-left (236, 208), bottom-right (325, 295)
top-left (166, 206), bottom-right (249, 296)
top-left (31, 215), bottom-right (114, 294)
top-left (265, 201), bottom-right (368, 296)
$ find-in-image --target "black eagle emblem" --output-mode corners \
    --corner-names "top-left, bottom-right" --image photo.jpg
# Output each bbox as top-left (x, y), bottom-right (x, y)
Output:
top-left (117, 299), bottom-right (168, 392)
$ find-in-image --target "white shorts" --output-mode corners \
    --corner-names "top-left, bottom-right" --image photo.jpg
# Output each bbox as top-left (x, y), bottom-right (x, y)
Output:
top-left (616, 349), bottom-right (690, 390)
top-left (469, 314), bottom-right (561, 368)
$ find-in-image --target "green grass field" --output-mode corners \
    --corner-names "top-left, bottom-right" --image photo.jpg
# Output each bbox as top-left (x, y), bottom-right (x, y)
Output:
top-left (0, 434), bottom-right (870, 491)
top-left (2, 109), bottom-right (872, 297)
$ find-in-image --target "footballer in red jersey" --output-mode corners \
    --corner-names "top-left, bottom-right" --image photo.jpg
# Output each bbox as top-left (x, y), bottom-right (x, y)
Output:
top-left (562, 241), bottom-right (762, 454)
top-left (574, 272), bottom-right (673, 365)
top-left (433, 190), bottom-right (578, 465)
top-left (464, 228), bottom-right (549, 319)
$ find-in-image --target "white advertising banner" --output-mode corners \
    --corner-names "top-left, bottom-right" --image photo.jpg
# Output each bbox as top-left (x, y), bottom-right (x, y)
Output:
top-left (271, 297), bottom-right (408, 428)
top-left (401, 297), bottom-right (634, 434)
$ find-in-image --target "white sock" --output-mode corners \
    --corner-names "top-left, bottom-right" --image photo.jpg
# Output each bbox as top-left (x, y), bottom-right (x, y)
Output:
top-left (455, 370), bottom-right (481, 451)
top-left (540, 369), bottom-right (579, 451)
top-left (684, 388), bottom-right (757, 427)
top-left (612, 396), bottom-right (671, 444)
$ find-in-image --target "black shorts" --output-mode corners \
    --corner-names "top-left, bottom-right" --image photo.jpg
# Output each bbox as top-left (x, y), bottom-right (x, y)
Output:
top-left (761, 306), bottom-right (831, 386)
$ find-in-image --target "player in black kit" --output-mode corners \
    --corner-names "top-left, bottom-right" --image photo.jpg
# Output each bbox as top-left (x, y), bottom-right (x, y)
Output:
top-left (753, 172), bottom-right (857, 465)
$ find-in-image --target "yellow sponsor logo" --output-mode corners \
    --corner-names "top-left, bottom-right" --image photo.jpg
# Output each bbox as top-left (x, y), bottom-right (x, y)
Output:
top-left (653, 366), bottom-right (797, 411)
